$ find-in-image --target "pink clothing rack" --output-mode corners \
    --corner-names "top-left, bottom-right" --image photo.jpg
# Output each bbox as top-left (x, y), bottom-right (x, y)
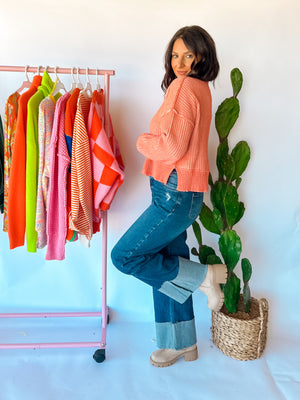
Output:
top-left (0, 65), bottom-right (115, 363)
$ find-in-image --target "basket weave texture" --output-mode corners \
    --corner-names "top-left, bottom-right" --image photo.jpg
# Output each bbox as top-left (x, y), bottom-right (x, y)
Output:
top-left (211, 296), bottom-right (268, 361)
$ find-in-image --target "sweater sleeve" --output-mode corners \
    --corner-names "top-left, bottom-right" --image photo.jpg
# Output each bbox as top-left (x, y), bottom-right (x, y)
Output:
top-left (136, 110), bottom-right (194, 163)
top-left (136, 78), bottom-right (196, 164)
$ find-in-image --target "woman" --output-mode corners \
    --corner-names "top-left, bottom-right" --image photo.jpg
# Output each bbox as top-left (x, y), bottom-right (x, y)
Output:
top-left (111, 25), bottom-right (227, 367)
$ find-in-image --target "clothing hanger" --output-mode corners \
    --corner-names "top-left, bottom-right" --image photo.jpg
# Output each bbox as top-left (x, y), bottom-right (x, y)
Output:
top-left (69, 67), bottom-right (77, 93)
top-left (16, 65), bottom-right (31, 93)
top-left (96, 69), bottom-right (101, 91)
top-left (51, 66), bottom-right (67, 97)
top-left (76, 67), bottom-right (84, 89)
top-left (83, 67), bottom-right (93, 96)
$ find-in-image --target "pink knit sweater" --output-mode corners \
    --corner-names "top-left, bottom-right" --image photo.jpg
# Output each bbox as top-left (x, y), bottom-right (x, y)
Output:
top-left (136, 76), bottom-right (212, 192)
top-left (46, 93), bottom-right (71, 260)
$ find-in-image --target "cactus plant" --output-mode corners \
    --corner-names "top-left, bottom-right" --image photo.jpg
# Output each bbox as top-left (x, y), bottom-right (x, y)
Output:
top-left (191, 68), bottom-right (252, 314)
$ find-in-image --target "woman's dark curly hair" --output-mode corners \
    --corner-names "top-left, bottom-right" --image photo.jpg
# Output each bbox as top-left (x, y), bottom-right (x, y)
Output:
top-left (161, 25), bottom-right (219, 92)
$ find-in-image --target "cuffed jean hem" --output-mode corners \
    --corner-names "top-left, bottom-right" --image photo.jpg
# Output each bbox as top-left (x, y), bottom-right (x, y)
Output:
top-left (158, 257), bottom-right (208, 304)
top-left (155, 318), bottom-right (197, 350)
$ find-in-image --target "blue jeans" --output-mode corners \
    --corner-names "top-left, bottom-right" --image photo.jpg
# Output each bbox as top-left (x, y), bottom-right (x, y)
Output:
top-left (111, 171), bottom-right (207, 349)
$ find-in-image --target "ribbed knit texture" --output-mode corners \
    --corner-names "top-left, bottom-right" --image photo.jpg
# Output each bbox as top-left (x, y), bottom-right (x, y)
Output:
top-left (26, 71), bottom-right (54, 252)
top-left (35, 96), bottom-right (56, 249)
top-left (0, 116), bottom-right (4, 214)
top-left (64, 88), bottom-right (80, 241)
top-left (87, 89), bottom-right (124, 233)
top-left (3, 91), bottom-right (19, 231)
top-left (70, 91), bottom-right (93, 240)
top-left (136, 76), bottom-right (212, 192)
top-left (7, 75), bottom-right (42, 249)
top-left (45, 93), bottom-right (71, 261)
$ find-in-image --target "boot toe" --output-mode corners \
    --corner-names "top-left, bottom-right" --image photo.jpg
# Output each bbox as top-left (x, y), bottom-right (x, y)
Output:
top-left (150, 345), bottom-right (198, 368)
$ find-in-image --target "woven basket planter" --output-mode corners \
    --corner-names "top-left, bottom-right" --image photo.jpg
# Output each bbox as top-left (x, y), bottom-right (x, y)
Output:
top-left (211, 296), bottom-right (269, 361)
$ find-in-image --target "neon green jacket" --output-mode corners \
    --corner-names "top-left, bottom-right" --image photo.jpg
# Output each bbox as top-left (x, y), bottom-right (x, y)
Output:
top-left (26, 71), bottom-right (55, 252)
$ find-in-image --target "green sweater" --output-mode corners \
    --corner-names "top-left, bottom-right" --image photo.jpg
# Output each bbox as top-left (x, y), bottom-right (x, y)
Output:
top-left (26, 71), bottom-right (55, 252)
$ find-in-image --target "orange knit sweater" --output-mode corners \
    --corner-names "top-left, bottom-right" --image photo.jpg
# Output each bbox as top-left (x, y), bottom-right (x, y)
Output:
top-left (136, 76), bottom-right (212, 192)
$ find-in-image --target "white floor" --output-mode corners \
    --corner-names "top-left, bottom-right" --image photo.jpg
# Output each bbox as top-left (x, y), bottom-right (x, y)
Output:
top-left (0, 311), bottom-right (299, 400)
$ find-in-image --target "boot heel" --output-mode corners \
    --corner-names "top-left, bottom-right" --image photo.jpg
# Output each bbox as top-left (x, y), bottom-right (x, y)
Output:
top-left (214, 264), bottom-right (227, 284)
top-left (184, 348), bottom-right (198, 362)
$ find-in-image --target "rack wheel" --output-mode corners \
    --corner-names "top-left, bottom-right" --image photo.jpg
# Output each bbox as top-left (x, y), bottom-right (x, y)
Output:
top-left (93, 349), bottom-right (106, 363)
top-left (107, 313), bottom-right (110, 324)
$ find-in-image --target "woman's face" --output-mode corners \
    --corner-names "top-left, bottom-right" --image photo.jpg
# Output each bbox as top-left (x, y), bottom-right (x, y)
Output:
top-left (171, 38), bottom-right (199, 78)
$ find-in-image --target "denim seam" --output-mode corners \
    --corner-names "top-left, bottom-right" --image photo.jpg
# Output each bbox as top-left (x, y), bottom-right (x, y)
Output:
top-left (123, 180), bottom-right (183, 262)
top-left (158, 257), bottom-right (207, 304)
top-left (188, 192), bottom-right (203, 219)
top-left (124, 202), bottom-right (178, 262)
top-left (155, 318), bottom-right (197, 350)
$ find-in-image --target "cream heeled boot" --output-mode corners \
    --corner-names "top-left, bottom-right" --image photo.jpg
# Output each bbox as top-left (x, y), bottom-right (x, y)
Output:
top-left (199, 264), bottom-right (227, 311)
top-left (150, 344), bottom-right (198, 368)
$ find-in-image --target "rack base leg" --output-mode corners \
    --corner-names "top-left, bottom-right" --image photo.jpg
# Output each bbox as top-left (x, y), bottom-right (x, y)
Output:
top-left (93, 348), bottom-right (106, 363)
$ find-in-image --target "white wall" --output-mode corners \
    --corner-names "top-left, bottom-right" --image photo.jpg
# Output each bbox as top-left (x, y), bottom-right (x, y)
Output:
top-left (0, 0), bottom-right (299, 339)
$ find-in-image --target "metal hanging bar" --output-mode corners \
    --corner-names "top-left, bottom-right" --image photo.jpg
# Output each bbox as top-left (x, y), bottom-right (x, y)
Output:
top-left (0, 65), bottom-right (115, 76)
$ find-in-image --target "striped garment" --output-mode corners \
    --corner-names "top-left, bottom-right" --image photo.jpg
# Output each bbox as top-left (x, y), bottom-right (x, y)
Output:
top-left (3, 91), bottom-right (20, 231)
top-left (88, 89), bottom-right (124, 233)
top-left (64, 88), bottom-right (80, 241)
top-left (69, 90), bottom-right (93, 240)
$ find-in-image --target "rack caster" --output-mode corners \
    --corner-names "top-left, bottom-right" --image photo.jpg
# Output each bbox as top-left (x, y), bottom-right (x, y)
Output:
top-left (93, 348), bottom-right (106, 363)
